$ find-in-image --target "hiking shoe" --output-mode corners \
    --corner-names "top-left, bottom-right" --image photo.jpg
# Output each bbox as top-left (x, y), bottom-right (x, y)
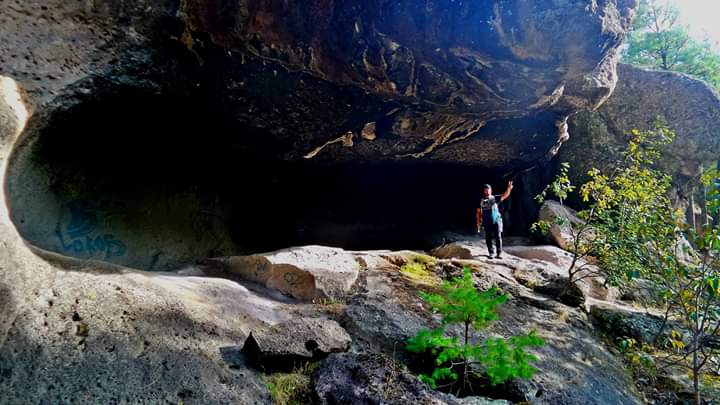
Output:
top-left (496, 253), bottom-right (502, 259)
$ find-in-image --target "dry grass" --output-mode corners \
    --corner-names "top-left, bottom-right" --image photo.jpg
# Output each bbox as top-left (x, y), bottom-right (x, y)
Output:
top-left (400, 255), bottom-right (440, 286)
top-left (264, 363), bottom-right (318, 405)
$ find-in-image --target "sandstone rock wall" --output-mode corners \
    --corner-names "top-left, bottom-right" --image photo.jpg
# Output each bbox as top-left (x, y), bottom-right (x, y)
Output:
top-left (0, 1), bottom-right (638, 268)
top-left (563, 63), bottom-right (720, 225)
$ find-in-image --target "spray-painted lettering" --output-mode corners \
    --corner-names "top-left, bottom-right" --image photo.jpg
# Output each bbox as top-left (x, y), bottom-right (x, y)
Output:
top-left (56, 201), bottom-right (127, 259)
top-left (56, 230), bottom-right (127, 258)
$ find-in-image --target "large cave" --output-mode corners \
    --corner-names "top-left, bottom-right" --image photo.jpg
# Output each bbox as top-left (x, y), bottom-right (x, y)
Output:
top-left (5, 86), bottom-right (546, 271)
top-left (1, 0), bottom-right (635, 271)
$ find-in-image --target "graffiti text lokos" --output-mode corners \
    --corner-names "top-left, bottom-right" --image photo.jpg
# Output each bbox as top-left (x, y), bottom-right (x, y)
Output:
top-left (55, 202), bottom-right (127, 259)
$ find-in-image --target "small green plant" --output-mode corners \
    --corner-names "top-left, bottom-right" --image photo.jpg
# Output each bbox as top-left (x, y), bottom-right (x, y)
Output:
top-left (532, 123), bottom-right (676, 289)
top-left (532, 161), bottom-right (600, 288)
top-left (407, 268), bottom-right (544, 393)
top-left (618, 338), bottom-right (658, 381)
top-left (264, 362), bottom-right (317, 405)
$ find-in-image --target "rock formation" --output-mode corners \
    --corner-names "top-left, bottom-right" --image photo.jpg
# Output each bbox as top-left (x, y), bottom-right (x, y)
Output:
top-left (563, 63), bottom-right (720, 226)
top-left (1, 0), bottom-right (637, 268)
top-left (11, 1), bottom-right (714, 404)
top-left (203, 246), bottom-right (360, 300)
top-left (240, 318), bottom-right (352, 371)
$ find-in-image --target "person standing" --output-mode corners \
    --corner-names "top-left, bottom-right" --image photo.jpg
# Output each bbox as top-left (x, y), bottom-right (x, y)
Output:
top-left (476, 181), bottom-right (513, 258)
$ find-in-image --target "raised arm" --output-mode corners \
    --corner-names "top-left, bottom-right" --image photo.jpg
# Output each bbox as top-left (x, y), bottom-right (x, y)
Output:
top-left (500, 181), bottom-right (514, 201)
top-left (476, 207), bottom-right (482, 232)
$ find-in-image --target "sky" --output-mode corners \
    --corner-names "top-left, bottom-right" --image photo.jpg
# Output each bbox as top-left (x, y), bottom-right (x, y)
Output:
top-left (662, 0), bottom-right (720, 47)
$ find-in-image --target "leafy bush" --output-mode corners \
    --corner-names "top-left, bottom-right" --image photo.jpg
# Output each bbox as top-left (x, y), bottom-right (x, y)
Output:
top-left (533, 123), bottom-right (676, 289)
top-left (618, 338), bottom-right (658, 381)
top-left (540, 121), bottom-right (719, 404)
top-left (407, 268), bottom-right (543, 393)
top-left (532, 161), bottom-right (599, 288)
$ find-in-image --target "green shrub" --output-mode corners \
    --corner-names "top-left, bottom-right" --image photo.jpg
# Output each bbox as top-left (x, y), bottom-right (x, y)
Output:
top-left (407, 268), bottom-right (543, 392)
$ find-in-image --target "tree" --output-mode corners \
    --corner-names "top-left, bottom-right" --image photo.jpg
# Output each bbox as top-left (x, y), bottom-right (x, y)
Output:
top-left (639, 172), bottom-right (720, 405)
top-left (532, 162), bottom-right (604, 290)
top-left (575, 123), bottom-right (719, 405)
top-left (623, 0), bottom-right (720, 89)
top-left (581, 123), bottom-right (676, 285)
top-left (533, 124), bottom-right (675, 288)
top-left (406, 268), bottom-right (543, 395)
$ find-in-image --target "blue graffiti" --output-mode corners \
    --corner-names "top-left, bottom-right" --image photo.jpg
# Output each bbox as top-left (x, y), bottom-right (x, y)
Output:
top-left (56, 230), bottom-right (127, 258)
top-left (64, 202), bottom-right (99, 238)
top-left (56, 201), bottom-right (127, 259)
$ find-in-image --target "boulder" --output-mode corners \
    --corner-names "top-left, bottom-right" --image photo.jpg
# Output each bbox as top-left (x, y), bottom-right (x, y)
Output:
top-left (431, 244), bottom-right (474, 260)
top-left (205, 246), bottom-right (360, 301)
top-left (241, 318), bottom-right (351, 372)
top-left (533, 277), bottom-right (586, 308)
top-left (590, 304), bottom-right (720, 350)
top-left (537, 200), bottom-right (586, 251)
top-left (619, 278), bottom-right (662, 305)
top-left (567, 63), bottom-right (720, 184)
top-left (589, 305), bottom-right (675, 345)
top-left (564, 63), bottom-right (720, 226)
top-left (505, 245), bottom-right (619, 303)
top-left (312, 353), bottom-right (511, 405)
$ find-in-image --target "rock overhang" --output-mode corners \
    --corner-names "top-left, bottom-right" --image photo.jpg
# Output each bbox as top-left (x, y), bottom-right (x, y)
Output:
top-left (0, 0), bottom-right (638, 269)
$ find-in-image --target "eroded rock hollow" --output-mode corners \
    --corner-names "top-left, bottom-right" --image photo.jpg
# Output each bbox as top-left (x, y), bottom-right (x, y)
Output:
top-left (1, 0), bottom-right (637, 270)
top-left (15, 2), bottom-right (718, 405)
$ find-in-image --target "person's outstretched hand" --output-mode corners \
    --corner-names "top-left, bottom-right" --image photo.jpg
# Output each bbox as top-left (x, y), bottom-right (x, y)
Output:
top-left (508, 180), bottom-right (514, 189)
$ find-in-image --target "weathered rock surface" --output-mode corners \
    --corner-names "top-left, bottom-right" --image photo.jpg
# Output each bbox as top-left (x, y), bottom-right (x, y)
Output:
top-left (2, 0), bottom-right (637, 167)
top-left (205, 246), bottom-right (360, 300)
top-left (343, 245), bottom-right (643, 404)
top-left (0, 260), bottom-right (284, 402)
top-left (312, 353), bottom-right (511, 405)
top-left (431, 243), bottom-right (475, 260)
top-left (342, 254), bottom-right (433, 362)
top-left (430, 242), bottom-right (617, 307)
top-left (537, 200), bottom-right (587, 250)
top-left (241, 317), bottom-right (351, 371)
top-left (590, 304), bottom-right (675, 346)
top-left (487, 295), bottom-right (642, 404)
top-left (0, 1), bottom-right (639, 268)
top-left (564, 63), bottom-right (720, 224)
top-left (618, 278), bottom-right (662, 305)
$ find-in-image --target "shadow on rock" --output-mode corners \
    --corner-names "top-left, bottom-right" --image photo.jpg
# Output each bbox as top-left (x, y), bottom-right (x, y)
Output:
top-left (0, 304), bottom-right (271, 404)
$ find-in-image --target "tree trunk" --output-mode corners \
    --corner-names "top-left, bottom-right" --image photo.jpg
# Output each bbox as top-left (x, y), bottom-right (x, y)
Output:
top-left (714, 160), bottom-right (720, 228)
top-left (693, 353), bottom-right (700, 405)
top-left (687, 192), bottom-right (697, 231)
top-left (463, 320), bottom-right (470, 393)
top-left (700, 186), bottom-right (709, 234)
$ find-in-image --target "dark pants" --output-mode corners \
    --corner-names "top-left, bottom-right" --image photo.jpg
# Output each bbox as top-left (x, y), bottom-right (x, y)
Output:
top-left (484, 223), bottom-right (502, 255)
